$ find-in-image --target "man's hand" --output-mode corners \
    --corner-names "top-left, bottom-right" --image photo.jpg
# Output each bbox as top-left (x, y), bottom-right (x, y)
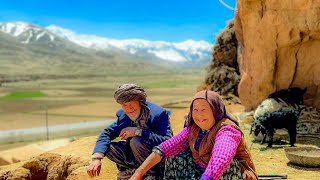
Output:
top-left (119, 127), bottom-right (139, 140)
top-left (87, 159), bottom-right (102, 177)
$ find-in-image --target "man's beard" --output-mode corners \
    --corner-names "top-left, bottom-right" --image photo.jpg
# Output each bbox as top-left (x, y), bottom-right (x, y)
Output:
top-left (127, 111), bottom-right (140, 121)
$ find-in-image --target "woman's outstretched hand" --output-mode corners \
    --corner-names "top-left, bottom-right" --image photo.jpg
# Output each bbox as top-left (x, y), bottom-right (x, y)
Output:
top-left (129, 169), bottom-right (143, 180)
top-left (129, 152), bottom-right (161, 180)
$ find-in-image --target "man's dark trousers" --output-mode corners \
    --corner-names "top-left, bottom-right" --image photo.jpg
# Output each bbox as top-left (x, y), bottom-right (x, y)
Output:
top-left (105, 136), bottom-right (162, 178)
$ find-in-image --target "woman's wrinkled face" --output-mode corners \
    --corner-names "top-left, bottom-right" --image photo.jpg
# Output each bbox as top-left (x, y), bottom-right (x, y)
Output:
top-left (121, 100), bottom-right (141, 121)
top-left (192, 99), bottom-right (215, 130)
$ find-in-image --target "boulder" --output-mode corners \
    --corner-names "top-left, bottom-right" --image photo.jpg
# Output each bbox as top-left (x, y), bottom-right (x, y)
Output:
top-left (235, 0), bottom-right (320, 110)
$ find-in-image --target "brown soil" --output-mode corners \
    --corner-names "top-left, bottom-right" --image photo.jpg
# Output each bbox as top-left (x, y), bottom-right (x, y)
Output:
top-left (0, 139), bottom-right (71, 165)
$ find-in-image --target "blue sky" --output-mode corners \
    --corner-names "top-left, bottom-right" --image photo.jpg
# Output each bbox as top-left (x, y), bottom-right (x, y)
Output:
top-left (0, 0), bottom-right (236, 43)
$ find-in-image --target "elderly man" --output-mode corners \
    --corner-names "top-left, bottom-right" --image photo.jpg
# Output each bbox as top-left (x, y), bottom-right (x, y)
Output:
top-left (87, 84), bottom-right (173, 180)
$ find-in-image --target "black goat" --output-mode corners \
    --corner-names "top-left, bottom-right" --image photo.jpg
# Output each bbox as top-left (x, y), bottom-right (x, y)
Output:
top-left (250, 108), bottom-right (300, 147)
top-left (268, 87), bottom-right (307, 107)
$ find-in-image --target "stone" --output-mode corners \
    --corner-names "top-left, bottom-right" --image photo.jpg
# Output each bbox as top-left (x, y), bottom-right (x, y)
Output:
top-left (235, 0), bottom-right (320, 110)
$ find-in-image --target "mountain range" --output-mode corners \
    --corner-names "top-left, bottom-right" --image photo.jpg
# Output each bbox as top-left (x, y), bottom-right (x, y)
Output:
top-left (0, 21), bottom-right (212, 76)
top-left (46, 25), bottom-right (212, 63)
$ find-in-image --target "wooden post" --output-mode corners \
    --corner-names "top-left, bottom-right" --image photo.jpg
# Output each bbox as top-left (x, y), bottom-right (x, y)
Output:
top-left (45, 105), bottom-right (49, 141)
top-left (258, 174), bottom-right (288, 179)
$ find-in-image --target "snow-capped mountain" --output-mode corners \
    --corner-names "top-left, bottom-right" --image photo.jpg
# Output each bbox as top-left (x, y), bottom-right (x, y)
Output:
top-left (46, 26), bottom-right (213, 62)
top-left (0, 23), bottom-right (178, 76)
top-left (0, 21), bottom-right (212, 63)
top-left (0, 22), bottom-right (56, 44)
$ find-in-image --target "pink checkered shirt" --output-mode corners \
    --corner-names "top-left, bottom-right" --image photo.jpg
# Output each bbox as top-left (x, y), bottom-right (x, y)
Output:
top-left (159, 125), bottom-right (242, 180)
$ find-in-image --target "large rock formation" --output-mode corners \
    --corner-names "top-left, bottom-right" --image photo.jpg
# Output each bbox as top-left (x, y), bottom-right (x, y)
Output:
top-left (235, 0), bottom-right (320, 110)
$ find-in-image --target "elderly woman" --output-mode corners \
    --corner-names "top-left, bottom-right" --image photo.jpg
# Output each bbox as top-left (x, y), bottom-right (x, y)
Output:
top-left (87, 84), bottom-right (173, 180)
top-left (129, 90), bottom-right (257, 180)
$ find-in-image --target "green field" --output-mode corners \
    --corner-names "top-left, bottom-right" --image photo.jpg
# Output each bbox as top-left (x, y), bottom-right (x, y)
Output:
top-left (1, 91), bottom-right (46, 100)
top-left (0, 69), bottom-right (205, 132)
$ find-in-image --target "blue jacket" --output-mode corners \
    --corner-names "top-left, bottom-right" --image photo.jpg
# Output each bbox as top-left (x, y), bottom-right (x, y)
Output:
top-left (93, 102), bottom-right (173, 155)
